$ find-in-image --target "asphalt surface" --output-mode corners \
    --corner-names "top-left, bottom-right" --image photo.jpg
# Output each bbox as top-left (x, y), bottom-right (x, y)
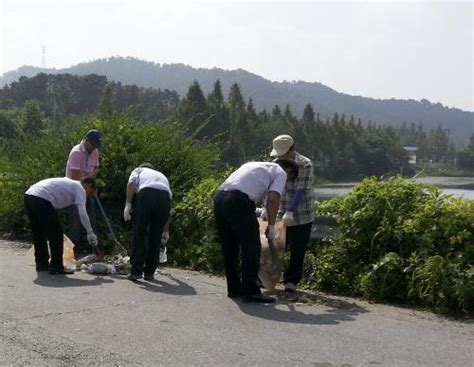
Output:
top-left (1, 240), bottom-right (473, 366)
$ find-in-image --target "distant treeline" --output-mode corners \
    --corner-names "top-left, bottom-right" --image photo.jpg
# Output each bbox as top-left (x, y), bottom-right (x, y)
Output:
top-left (1, 73), bottom-right (473, 177)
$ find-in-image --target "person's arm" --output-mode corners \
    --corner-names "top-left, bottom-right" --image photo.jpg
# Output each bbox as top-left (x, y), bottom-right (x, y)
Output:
top-left (69, 169), bottom-right (82, 181)
top-left (126, 181), bottom-right (137, 204)
top-left (287, 160), bottom-right (313, 212)
top-left (77, 204), bottom-right (93, 234)
top-left (266, 191), bottom-right (281, 226)
top-left (123, 180), bottom-right (137, 221)
top-left (288, 189), bottom-right (306, 212)
top-left (90, 166), bottom-right (99, 179)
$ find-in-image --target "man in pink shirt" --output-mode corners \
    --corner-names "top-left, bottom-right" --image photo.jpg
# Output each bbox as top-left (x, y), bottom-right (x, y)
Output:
top-left (65, 129), bottom-right (101, 257)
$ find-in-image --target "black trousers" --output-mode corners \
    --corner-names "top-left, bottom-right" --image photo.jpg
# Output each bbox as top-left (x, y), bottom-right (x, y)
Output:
top-left (131, 188), bottom-right (171, 276)
top-left (213, 190), bottom-right (261, 296)
top-left (283, 222), bottom-right (312, 285)
top-left (24, 194), bottom-right (64, 270)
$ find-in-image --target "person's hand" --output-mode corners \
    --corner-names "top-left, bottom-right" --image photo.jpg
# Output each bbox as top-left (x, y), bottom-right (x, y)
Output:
top-left (161, 231), bottom-right (170, 244)
top-left (123, 203), bottom-right (132, 222)
top-left (282, 211), bottom-right (294, 225)
top-left (265, 225), bottom-right (278, 240)
top-left (87, 232), bottom-right (98, 247)
top-left (260, 208), bottom-right (268, 221)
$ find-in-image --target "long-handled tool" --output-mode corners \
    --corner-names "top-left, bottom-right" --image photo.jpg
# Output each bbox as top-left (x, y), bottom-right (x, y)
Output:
top-left (93, 195), bottom-right (128, 255)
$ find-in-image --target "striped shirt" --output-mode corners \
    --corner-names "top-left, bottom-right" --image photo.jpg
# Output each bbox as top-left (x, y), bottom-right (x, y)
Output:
top-left (278, 152), bottom-right (315, 226)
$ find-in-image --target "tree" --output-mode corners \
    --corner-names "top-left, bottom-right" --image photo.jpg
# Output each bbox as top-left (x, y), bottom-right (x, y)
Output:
top-left (97, 84), bottom-right (115, 118)
top-left (207, 80), bottom-right (224, 108)
top-left (0, 110), bottom-right (21, 139)
top-left (19, 100), bottom-right (48, 135)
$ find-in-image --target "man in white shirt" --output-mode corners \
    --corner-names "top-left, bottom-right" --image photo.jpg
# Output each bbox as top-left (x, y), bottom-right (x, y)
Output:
top-left (24, 177), bottom-right (98, 274)
top-left (214, 159), bottom-right (298, 303)
top-left (123, 163), bottom-right (172, 281)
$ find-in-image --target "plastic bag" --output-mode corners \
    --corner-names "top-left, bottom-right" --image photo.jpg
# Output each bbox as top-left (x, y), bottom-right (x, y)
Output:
top-left (258, 219), bottom-right (286, 292)
top-left (63, 234), bottom-right (77, 271)
top-left (80, 262), bottom-right (116, 275)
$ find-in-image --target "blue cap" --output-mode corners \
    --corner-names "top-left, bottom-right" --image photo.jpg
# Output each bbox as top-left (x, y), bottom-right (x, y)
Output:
top-left (85, 129), bottom-right (102, 148)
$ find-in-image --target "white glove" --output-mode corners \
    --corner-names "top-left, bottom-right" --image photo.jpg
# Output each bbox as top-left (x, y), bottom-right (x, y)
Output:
top-left (123, 203), bottom-right (132, 222)
top-left (282, 211), bottom-right (294, 225)
top-left (260, 208), bottom-right (268, 221)
top-left (87, 232), bottom-right (98, 247)
top-left (266, 225), bottom-right (278, 240)
top-left (161, 231), bottom-right (170, 244)
top-left (159, 246), bottom-right (168, 263)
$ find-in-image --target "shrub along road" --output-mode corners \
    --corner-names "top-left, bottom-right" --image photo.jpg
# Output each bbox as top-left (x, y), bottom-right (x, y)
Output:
top-left (0, 240), bottom-right (472, 366)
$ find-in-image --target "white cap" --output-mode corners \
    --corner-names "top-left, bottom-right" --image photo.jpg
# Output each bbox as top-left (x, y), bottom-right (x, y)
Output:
top-left (270, 134), bottom-right (294, 157)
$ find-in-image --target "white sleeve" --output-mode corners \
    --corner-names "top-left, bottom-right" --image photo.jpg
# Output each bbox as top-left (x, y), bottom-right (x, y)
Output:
top-left (77, 204), bottom-right (94, 234)
top-left (268, 169), bottom-right (287, 195)
top-left (128, 168), bottom-right (140, 184)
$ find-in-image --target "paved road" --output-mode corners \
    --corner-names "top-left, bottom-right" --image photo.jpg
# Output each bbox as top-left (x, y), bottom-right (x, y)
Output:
top-left (1, 241), bottom-right (473, 366)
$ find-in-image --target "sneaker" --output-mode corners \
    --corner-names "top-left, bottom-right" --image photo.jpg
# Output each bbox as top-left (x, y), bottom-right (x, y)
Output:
top-left (284, 282), bottom-right (297, 293)
top-left (49, 268), bottom-right (74, 275)
top-left (128, 273), bottom-right (143, 281)
top-left (242, 294), bottom-right (275, 303)
top-left (144, 273), bottom-right (154, 281)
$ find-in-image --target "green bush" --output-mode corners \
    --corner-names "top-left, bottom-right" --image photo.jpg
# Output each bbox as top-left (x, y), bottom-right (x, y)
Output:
top-left (168, 177), bottom-right (224, 273)
top-left (315, 176), bottom-right (474, 316)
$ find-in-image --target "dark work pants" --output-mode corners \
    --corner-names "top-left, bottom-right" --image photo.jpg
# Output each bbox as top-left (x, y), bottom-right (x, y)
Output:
top-left (65, 195), bottom-right (96, 257)
top-left (24, 194), bottom-right (64, 270)
top-left (213, 190), bottom-right (261, 297)
top-left (131, 188), bottom-right (171, 276)
top-left (283, 222), bottom-right (312, 285)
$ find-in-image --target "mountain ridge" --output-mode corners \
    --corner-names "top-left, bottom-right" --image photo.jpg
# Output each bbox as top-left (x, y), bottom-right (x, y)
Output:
top-left (1, 57), bottom-right (472, 141)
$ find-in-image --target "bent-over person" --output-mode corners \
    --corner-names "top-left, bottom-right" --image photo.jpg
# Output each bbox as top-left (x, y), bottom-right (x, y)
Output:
top-left (24, 177), bottom-right (98, 274)
top-left (123, 163), bottom-right (172, 281)
top-left (213, 160), bottom-right (298, 303)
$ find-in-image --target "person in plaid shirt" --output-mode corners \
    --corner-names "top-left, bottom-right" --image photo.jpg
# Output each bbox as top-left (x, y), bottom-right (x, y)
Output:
top-left (270, 134), bottom-right (315, 292)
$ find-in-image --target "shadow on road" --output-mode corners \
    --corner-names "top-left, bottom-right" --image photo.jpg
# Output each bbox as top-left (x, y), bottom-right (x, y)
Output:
top-left (33, 272), bottom-right (115, 287)
top-left (234, 290), bottom-right (368, 325)
top-left (111, 273), bottom-right (197, 296)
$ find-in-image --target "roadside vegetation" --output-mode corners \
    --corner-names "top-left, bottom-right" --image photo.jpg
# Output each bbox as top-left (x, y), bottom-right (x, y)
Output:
top-left (0, 77), bottom-right (473, 316)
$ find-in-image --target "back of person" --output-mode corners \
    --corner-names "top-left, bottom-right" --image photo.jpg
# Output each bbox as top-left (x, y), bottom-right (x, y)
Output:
top-left (220, 162), bottom-right (286, 203)
top-left (26, 177), bottom-right (85, 209)
top-left (129, 167), bottom-right (172, 198)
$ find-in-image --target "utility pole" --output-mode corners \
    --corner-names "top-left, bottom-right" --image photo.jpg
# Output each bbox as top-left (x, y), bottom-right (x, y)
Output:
top-left (42, 45), bottom-right (46, 68)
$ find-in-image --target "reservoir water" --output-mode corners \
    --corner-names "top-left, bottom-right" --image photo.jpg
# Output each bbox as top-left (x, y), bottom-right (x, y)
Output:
top-left (314, 176), bottom-right (474, 201)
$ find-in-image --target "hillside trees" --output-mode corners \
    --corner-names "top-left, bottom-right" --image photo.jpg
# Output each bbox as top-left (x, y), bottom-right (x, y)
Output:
top-left (172, 80), bottom-right (411, 178)
top-left (0, 73), bottom-right (179, 127)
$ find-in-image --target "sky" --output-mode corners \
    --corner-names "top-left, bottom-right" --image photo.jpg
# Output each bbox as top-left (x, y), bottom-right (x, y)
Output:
top-left (1, 0), bottom-right (473, 111)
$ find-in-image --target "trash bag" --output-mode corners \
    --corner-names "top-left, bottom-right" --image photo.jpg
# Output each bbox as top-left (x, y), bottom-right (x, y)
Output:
top-left (63, 234), bottom-right (77, 271)
top-left (80, 262), bottom-right (116, 275)
top-left (258, 219), bottom-right (286, 292)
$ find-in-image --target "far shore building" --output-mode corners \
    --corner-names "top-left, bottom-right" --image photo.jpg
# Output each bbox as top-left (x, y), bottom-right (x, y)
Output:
top-left (403, 145), bottom-right (418, 165)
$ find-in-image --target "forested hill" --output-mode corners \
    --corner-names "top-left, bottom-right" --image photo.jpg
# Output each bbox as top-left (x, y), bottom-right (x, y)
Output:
top-left (1, 57), bottom-right (472, 140)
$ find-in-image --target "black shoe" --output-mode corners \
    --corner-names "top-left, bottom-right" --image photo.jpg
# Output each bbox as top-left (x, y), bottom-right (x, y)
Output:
top-left (128, 273), bottom-right (143, 281)
top-left (49, 268), bottom-right (74, 275)
top-left (144, 273), bottom-right (154, 281)
top-left (227, 291), bottom-right (241, 299)
top-left (36, 265), bottom-right (49, 272)
top-left (242, 294), bottom-right (276, 304)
